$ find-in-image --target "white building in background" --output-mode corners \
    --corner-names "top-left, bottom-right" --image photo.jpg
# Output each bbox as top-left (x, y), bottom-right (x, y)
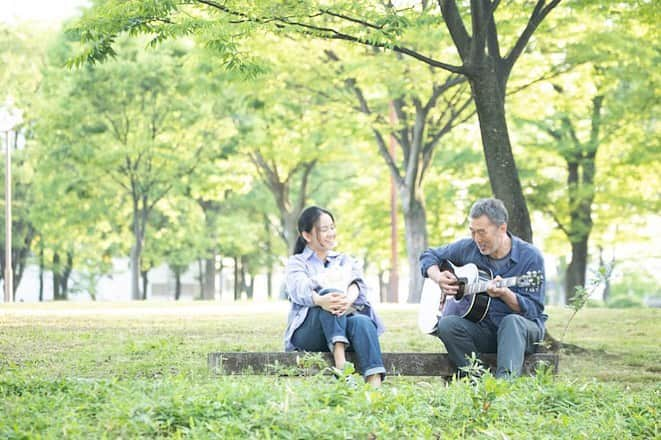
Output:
top-left (11, 253), bottom-right (565, 305)
top-left (12, 257), bottom-right (284, 303)
top-left (11, 257), bottom-right (391, 304)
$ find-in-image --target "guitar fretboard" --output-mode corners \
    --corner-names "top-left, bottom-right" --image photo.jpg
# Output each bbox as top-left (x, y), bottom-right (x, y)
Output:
top-left (466, 277), bottom-right (518, 295)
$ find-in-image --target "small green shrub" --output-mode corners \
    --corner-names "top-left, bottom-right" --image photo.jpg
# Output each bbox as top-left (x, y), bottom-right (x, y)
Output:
top-left (586, 299), bottom-right (605, 308)
top-left (609, 269), bottom-right (660, 300)
top-left (607, 295), bottom-right (645, 308)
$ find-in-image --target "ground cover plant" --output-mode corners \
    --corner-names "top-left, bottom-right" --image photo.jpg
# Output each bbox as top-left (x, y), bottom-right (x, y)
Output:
top-left (0, 302), bottom-right (659, 438)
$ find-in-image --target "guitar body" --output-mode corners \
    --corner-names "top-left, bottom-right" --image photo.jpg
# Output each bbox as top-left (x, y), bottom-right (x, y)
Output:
top-left (440, 262), bottom-right (492, 323)
top-left (418, 278), bottom-right (445, 334)
top-left (418, 262), bottom-right (492, 334)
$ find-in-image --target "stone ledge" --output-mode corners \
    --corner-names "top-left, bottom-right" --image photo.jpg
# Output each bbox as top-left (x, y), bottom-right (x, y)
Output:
top-left (208, 352), bottom-right (558, 377)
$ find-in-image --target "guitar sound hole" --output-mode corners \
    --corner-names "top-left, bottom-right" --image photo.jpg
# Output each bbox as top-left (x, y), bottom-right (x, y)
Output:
top-left (454, 281), bottom-right (466, 300)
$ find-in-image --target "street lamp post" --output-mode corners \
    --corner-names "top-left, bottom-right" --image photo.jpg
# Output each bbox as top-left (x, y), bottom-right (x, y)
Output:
top-left (4, 128), bottom-right (12, 303)
top-left (1, 98), bottom-right (22, 303)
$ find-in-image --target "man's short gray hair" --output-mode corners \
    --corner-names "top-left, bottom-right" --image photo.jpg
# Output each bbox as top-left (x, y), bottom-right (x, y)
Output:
top-left (469, 198), bottom-right (508, 226)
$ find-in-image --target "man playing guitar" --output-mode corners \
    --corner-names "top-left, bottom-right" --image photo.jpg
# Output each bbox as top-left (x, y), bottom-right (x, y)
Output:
top-left (419, 198), bottom-right (547, 378)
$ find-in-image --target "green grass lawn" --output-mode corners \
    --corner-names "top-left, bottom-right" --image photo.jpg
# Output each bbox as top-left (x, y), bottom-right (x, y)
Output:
top-left (1, 302), bottom-right (659, 438)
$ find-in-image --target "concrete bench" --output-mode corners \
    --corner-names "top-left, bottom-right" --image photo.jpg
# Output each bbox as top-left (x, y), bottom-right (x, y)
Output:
top-left (208, 352), bottom-right (558, 377)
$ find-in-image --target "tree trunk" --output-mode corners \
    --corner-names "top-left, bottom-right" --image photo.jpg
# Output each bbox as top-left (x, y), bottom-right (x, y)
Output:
top-left (174, 268), bottom-right (182, 300)
top-left (130, 241), bottom-right (141, 299)
top-left (599, 247), bottom-right (614, 303)
top-left (562, 98), bottom-right (599, 302)
top-left (470, 72), bottom-right (532, 242)
top-left (38, 243), bottom-right (44, 302)
top-left (246, 272), bottom-right (254, 300)
top-left (14, 248), bottom-right (26, 299)
top-left (218, 258), bottom-right (224, 301)
top-left (402, 195), bottom-right (428, 303)
top-left (52, 252), bottom-right (65, 301)
top-left (388, 104), bottom-right (399, 304)
top-left (378, 270), bottom-right (387, 303)
top-left (202, 255), bottom-right (216, 300)
top-left (131, 196), bottom-right (148, 300)
top-left (565, 239), bottom-right (588, 302)
top-left (140, 269), bottom-right (149, 300)
top-left (130, 201), bottom-right (142, 300)
top-left (59, 251), bottom-right (73, 297)
top-left (196, 259), bottom-right (204, 299)
top-left (264, 214), bottom-right (273, 299)
top-left (233, 256), bottom-right (240, 301)
top-left (240, 257), bottom-right (254, 299)
top-left (282, 210), bottom-right (298, 255)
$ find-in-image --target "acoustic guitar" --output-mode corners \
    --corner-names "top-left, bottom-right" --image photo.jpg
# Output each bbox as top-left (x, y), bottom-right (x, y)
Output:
top-left (418, 261), bottom-right (542, 334)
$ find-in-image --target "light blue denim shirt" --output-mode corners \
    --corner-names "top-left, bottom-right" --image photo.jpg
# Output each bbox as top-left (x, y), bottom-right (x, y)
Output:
top-left (283, 246), bottom-right (385, 351)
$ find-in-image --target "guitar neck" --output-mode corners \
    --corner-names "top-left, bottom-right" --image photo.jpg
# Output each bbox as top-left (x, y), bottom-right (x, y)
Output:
top-left (467, 276), bottom-right (518, 295)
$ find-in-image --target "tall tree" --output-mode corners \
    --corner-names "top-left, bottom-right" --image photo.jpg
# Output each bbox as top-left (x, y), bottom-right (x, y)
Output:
top-left (322, 44), bottom-right (473, 302)
top-left (40, 36), bottom-right (214, 299)
top-left (514, 3), bottom-right (659, 301)
top-left (226, 64), bottom-right (362, 254)
top-left (144, 197), bottom-right (206, 300)
top-left (0, 24), bottom-right (52, 298)
top-left (69, 0), bottom-right (566, 242)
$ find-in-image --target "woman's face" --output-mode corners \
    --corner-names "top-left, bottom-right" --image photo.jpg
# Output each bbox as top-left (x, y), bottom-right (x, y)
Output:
top-left (303, 213), bottom-right (336, 253)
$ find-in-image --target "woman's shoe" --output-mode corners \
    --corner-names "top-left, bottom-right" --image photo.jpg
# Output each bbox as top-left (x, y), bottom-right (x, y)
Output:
top-left (331, 361), bottom-right (358, 388)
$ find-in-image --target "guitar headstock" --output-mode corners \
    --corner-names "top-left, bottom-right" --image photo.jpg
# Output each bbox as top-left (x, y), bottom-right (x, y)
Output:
top-left (516, 271), bottom-right (543, 289)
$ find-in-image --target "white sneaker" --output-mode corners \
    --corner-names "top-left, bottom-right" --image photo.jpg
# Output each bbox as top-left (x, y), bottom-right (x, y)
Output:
top-left (330, 361), bottom-right (358, 388)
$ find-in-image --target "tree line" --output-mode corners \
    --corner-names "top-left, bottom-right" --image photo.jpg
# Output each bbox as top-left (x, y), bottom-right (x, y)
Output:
top-left (1, 1), bottom-right (658, 303)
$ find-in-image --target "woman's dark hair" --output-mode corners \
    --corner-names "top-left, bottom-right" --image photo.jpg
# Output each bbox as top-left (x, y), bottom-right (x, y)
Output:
top-left (293, 206), bottom-right (335, 255)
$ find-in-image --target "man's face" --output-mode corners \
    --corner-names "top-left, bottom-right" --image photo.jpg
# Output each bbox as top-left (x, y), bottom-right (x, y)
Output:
top-left (469, 215), bottom-right (506, 257)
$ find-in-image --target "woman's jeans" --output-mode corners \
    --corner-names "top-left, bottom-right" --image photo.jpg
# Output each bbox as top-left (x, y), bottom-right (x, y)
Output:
top-left (291, 306), bottom-right (386, 379)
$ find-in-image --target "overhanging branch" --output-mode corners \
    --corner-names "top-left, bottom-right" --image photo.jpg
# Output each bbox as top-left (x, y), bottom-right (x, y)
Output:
top-left (504, 0), bottom-right (562, 75)
top-left (195, 0), bottom-right (465, 74)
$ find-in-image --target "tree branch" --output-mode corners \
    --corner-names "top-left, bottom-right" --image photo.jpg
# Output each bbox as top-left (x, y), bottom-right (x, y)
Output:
top-left (345, 79), bottom-right (404, 185)
top-left (439, 0), bottom-right (472, 62)
top-left (486, 0), bottom-right (502, 60)
top-left (504, 0), bottom-right (562, 77)
top-left (545, 207), bottom-right (569, 236)
top-left (194, 1), bottom-right (465, 74)
top-left (283, 17), bottom-right (465, 74)
top-left (469, 0), bottom-right (488, 66)
top-left (319, 8), bottom-right (386, 31)
top-left (295, 159), bottom-right (317, 214)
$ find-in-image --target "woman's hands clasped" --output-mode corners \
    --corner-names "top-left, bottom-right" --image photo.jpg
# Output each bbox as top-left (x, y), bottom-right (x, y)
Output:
top-left (314, 291), bottom-right (354, 316)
